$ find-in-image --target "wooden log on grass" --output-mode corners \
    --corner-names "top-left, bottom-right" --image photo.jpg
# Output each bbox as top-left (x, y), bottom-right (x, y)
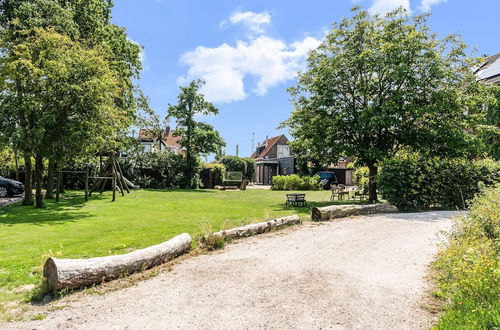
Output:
top-left (311, 203), bottom-right (398, 222)
top-left (43, 233), bottom-right (192, 292)
top-left (206, 215), bottom-right (301, 241)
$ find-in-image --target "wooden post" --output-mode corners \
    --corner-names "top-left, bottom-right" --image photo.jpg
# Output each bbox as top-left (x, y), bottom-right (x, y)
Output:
top-left (84, 165), bottom-right (89, 202)
top-left (112, 170), bottom-right (116, 202)
top-left (56, 169), bottom-right (61, 202)
top-left (112, 158), bottom-right (125, 196)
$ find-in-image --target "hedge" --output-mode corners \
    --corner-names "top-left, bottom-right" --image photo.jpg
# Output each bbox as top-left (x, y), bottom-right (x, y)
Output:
top-left (271, 174), bottom-right (321, 190)
top-left (120, 151), bottom-right (198, 189)
top-left (378, 155), bottom-right (500, 211)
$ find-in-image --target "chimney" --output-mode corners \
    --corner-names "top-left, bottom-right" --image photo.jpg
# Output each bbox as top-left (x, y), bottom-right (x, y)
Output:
top-left (266, 135), bottom-right (269, 143)
top-left (165, 126), bottom-right (171, 136)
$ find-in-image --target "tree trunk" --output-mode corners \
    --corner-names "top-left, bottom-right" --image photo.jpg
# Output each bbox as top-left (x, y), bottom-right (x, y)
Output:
top-left (368, 164), bottom-right (378, 203)
top-left (14, 148), bottom-right (19, 181)
top-left (312, 203), bottom-right (398, 221)
top-left (58, 170), bottom-right (65, 193)
top-left (46, 159), bottom-right (55, 199)
top-left (206, 215), bottom-right (301, 241)
top-left (22, 156), bottom-right (33, 206)
top-left (34, 155), bottom-right (44, 208)
top-left (43, 233), bottom-right (192, 292)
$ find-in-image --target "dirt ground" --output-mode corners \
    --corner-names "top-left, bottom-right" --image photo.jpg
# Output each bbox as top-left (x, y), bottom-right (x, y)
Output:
top-left (5, 211), bottom-right (458, 330)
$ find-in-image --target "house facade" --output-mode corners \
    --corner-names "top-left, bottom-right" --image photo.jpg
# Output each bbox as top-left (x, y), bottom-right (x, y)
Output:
top-left (251, 135), bottom-right (296, 185)
top-left (137, 127), bottom-right (182, 154)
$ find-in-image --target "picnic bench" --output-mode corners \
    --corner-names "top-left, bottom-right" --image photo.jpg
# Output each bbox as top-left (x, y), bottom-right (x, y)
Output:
top-left (286, 193), bottom-right (307, 207)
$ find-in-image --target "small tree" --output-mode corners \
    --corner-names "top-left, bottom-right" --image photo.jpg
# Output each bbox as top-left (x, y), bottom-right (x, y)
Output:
top-left (168, 80), bottom-right (225, 188)
top-left (284, 7), bottom-right (495, 202)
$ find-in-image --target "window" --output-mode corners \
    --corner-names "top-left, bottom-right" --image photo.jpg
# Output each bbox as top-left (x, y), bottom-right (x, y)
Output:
top-left (277, 145), bottom-right (290, 158)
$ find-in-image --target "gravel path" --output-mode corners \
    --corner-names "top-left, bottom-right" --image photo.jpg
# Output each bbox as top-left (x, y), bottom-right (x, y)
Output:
top-left (6, 211), bottom-right (457, 330)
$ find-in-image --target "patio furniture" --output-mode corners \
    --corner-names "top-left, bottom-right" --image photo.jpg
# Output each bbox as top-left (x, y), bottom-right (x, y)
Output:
top-left (354, 186), bottom-right (369, 201)
top-left (330, 184), bottom-right (338, 201)
top-left (286, 193), bottom-right (307, 207)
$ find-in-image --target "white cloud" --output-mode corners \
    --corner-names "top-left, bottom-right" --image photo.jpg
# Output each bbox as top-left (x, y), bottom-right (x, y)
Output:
top-left (221, 10), bottom-right (271, 34)
top-left (369, 0), bottom-right (411, 15)
top-left (419, 0), bottom-right (447, 11)
top-left (179, 12), bottom-right (321, 103)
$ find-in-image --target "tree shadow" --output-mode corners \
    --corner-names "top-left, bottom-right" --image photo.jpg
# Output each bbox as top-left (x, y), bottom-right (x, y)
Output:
top-left (140, 189), bottom-right (217, 194)
top-left (0, 193), bottom-right (106, 226)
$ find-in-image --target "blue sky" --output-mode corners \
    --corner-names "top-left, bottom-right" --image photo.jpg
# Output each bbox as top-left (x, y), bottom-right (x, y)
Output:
top-left (111, 0), bottom-right (500, 157)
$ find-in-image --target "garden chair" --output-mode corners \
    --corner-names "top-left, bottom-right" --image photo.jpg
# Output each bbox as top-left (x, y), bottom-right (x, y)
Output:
top-left (354, 186), bottom-right (369, 201)
top-left (337, 184), bottom-right (349, 201)
top-left (330, 184), bottom-right (338, 201)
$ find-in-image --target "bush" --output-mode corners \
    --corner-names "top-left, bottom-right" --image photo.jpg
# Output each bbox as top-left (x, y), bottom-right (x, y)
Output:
top-left (242, 157), bottom-right (256, 181)
top-left (271, 175), bottom-right (321, 190)
top-left (204, 163), bottom-right (225, 186)
top-left (220, 156), bottom-right (247, 174)
top-left (120, 151), bottom-right (196, 189)
top-left (378, 154), bottom-right (500, 211)
top-left (434, 186), bottom-right (500, 329)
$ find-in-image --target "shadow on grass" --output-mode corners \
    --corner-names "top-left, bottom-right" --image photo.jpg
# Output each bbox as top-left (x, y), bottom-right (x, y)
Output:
top-left (0, 193), bottom-right (106, 226)
top-left (139, 189), bottom-right (217, 194)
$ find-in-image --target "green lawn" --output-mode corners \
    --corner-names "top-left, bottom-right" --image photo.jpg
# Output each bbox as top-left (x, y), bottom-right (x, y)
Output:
top-left (0, 188), bottom-right (346, 296)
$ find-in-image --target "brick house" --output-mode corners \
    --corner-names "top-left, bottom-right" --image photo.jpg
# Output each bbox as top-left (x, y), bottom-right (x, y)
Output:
top-left (137, 127), bottom-right (182, 154)
top-left (251, 135), bottom-right (296, 185)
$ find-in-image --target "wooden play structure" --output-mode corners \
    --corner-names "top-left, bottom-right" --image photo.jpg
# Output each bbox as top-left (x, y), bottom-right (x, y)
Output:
top-left (56, 153), bottom-right (137, 202)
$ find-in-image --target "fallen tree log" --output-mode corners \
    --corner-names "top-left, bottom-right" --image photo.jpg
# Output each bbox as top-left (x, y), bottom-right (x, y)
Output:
top-left (206, 215), bottom-right (301, 241)
top-left (43, 233), bottom-right (192, 292)
top-left (312, 203), bottom-right (398, 222)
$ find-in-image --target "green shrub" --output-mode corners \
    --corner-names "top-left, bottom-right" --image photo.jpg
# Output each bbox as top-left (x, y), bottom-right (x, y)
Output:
top-left (378, 154), bottom-right (500, 211)
top-left (272, 175), bottom-right (286, 190)
top-left (204, 163), bottom-right (225, 186)
top-left (220, 156), bottom-right (247, 174)
top-left (271, 174), bottom-right (321, 190)
top-left (434, 186), bottom-right (500, 329)
top-left (242, 157), bottom-right (256, 181)
top-left (353, 166), bottom-right (369, 188)
top-left (120, 151), bottom-right (195, 189)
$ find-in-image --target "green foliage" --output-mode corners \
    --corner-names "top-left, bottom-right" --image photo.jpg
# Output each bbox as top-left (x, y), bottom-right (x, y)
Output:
top-left (204, 163), bottom-right (226, 186)
top-left (434, 186), bottom-right (500, 329)
top-left (220, 156), bottom-right (246, 173)
top-left (242, 157), bottom-right (256, 181)
top-left (167, 80), bottom-right (225, 188)
top-left (353, 166), bottom-right (369, 188)
top-left (272, 174), bottom-right (321, 191)
top-left (120, 151), bottom-right (195, 189)
top-left (283, 7), bottom-right (497, 202)
top-left (378, 154), bottom-right (500, 211)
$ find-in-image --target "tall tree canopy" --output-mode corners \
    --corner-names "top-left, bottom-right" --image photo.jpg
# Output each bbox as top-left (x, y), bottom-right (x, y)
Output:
top-left (0, 0), bottom-right (142, 206)
top-left (168, 80), bottom-right (226, 189)
top-left (284, 7), bottom-right (497, 202)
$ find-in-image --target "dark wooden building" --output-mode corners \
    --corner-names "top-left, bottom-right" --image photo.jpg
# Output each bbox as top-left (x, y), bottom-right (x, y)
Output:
top-left (251, 135), bottom-right (296, 185)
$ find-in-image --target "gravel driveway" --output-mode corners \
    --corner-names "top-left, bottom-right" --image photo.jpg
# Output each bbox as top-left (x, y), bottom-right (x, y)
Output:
top-left (6, 211), bottom-right (457, 330)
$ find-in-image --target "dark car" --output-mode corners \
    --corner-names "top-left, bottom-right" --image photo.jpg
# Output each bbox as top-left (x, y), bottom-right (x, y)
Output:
top-left (316, 171), bottom-right (338, 190)
top-left (0, 177), bottom-right (24, 198)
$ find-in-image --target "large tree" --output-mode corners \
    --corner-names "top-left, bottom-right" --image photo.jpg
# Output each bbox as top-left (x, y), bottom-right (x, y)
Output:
top-left (0, 0), bottom-right (142, 206)
top-left (168, 80), bottom-right (226, 188)
top-left (0, 28), bottom-right (122, 207)
top-left (284, 7), bottom-right (495, 202)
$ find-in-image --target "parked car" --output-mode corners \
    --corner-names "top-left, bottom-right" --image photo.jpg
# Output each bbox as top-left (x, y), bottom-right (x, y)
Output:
top-left (315, 171), bottom-right (338, 190)
top-left (0, 177), bottom-right (24, 198)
